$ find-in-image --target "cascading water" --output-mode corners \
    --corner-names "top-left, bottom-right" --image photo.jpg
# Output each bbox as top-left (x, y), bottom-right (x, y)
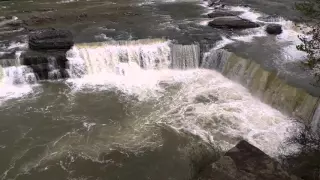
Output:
top-left (1, 52), bottom-right (37, 85)
top-left (66, 39), bottom-right (203, 79)
top-left (0, 51), bottom-right (37, 103)
top-left (202, 48), bottom-right (320, 124)
top-left (67, 39), bottom-right (172, 78)
top-left (171, 44), bottom-right (200, 69)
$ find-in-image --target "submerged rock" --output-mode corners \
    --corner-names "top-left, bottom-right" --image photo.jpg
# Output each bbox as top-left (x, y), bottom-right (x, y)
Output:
top-left (28, 28), bottom-right (74, 51)
top-left (208, 16), bottom-right (260, 29)
top-left (197, 140), bottom-right (300, 180)
top-left (266, 24), bottom-right (283, 35)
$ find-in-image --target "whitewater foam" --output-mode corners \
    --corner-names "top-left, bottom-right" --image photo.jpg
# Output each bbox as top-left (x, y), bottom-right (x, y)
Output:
top-left (151, 69), bottom-right (297, 156)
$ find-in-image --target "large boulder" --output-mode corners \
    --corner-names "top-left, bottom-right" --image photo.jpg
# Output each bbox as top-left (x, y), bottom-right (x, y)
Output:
top-left (208, 16), bottom-right (260, 29)
top-left (207, 11), bottom-right (242, 18)
top-left (197, 140), bottom-right (301, 180)
top-left (28, 28), bottom-right (74, 51)
top-left (266, 24), bottom-right (283, 35)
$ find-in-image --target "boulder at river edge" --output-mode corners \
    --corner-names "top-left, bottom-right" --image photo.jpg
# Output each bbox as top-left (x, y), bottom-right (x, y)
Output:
top-left (196, 140), bottom-right (301, 180)
top-left (266, 24), bottom-right (283, 35)
top-left (28, 28), bottom-right (74, 51)
top-left (208, 16), bottom-right (260, 29)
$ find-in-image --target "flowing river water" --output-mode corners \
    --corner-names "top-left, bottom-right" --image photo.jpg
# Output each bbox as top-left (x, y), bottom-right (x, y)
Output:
top-left (0, 0), bottom-right (313, 179)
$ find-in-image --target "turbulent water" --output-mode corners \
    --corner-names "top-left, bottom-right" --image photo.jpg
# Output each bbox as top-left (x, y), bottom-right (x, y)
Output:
top-left (0, 0), bottom-right (313, 179)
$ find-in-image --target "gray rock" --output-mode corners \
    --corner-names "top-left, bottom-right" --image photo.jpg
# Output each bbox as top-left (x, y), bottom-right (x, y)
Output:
top-left (197, 140), bottom-right (301, 180)
top-left (208, 16), bottom-right (260, 29)
top-left (28, 28), bottom-right (74, 51)
top-left (266, 24), bottom-right (283, 35)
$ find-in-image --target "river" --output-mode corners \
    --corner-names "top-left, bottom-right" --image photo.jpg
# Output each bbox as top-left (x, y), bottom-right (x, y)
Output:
top-left (0, 0), bottom-right (309, 179)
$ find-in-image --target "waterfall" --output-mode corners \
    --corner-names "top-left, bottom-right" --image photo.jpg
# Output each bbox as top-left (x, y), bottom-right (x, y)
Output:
top-left (66, 39), bottom-right (201, 78)
top-left (171, 44), bottom-right (200, 69)
top-left (2, 66), bottom-right (37, 85)
top-left (201, 49), bottom-right (320, 124)
top-left (1, 52), bottom-right (37, 85)
top-left (201, 49), bottom-right (231, 71)
top-left (67, 39), bottom-right (172, 78)
top-left (0, 51), bottom-right (37, 103)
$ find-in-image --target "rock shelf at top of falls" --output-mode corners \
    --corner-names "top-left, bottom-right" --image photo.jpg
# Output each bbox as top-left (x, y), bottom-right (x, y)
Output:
top-left (208, 16), bottom-right (260, 29)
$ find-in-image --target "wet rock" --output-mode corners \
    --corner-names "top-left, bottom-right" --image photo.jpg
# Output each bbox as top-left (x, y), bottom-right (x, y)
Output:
top-left (21, 50), bottom-right (68, 67)
top-left (21, 50), bottom-right (69, 80)
top-left (207, 11), bottom-right (242, 18)
top-left (28, 28), bottom-right (74, 51)
top-left (208, 16), bottom-right (260, 29)
top-left (266, 24), bottom-right (283, 35)
top-left (197, 140), bottom-right (301, 180)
